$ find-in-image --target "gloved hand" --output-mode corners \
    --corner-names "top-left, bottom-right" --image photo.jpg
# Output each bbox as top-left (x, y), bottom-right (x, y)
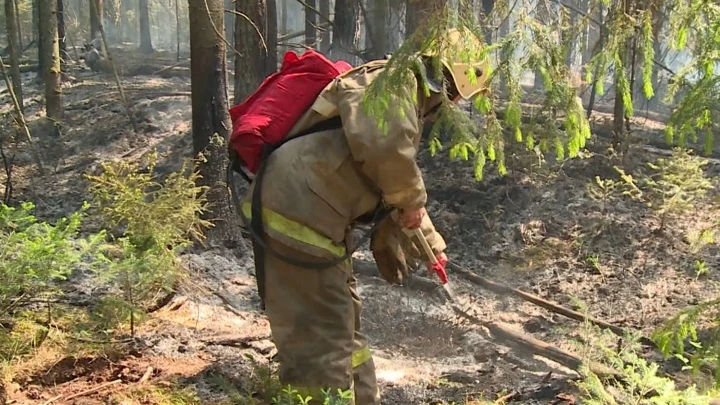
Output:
top-left (370, 215), bottom-right (421, 284)
top-left (424, 251), bottom-right (448, 274)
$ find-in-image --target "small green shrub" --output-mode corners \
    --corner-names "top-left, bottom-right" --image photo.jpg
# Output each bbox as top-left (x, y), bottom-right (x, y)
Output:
top-left (570, 298), bottom-right (715, 403)
top-left (0, 201), bottom-right (106, 359)
top-left (0, 202), bottom-right (105, 312)
top-left (613, 149), bottom-right (714, 231)
top-left (209, 358), bottom-right (354, 405)
top-left (84, 152), bottom-right (212, 336)
top-left (653, 298), bottom-right (720, 386)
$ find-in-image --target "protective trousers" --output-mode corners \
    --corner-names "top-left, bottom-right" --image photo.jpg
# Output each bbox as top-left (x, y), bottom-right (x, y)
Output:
top-left (262, 236), bottom-right (381, 405)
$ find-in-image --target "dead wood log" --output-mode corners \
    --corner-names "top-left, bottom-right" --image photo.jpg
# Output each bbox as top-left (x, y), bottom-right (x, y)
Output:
top-left (44, 379), bottom-right (122, 404)
top-left (448, 263), bottom-right (658, 348)
top-left (451, 305), bottom-right (623, 380)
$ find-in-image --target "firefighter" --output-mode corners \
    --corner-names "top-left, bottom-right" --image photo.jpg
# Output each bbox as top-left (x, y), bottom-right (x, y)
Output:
top-left (239, 27), bottom-right (489, 404)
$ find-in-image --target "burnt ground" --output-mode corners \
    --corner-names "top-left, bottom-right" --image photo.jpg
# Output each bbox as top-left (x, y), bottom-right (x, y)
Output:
top-left (1, 47), bottom-right (719, 404)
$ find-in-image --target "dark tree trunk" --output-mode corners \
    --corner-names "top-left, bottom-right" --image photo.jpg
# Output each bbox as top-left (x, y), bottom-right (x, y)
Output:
top-left (13, 0), bottom-right (22, 49)
top-left (534, 0), bottom-right (551, 90)
top-left (234, 0), bottom-right (269, 104)
top-left (40, 0), bottom-right (63, 119)
top-left (5, 0), bottom-right (24, 111)
top-left (368, 0), bottom-right (388, 58)
top-left (405, 0), bottom-right (444, 38)
top-left (139, 0), bottom-right (153, 53)
top-left (480, 0), bottom-right (494, 44)
top-left (329, 0), bottom-right (361, 63)
top-left (189, 0), bottom-right (236, 245)
top-left (304, 0), bottom-right (316, 47)
top-left (90, 0), bottom-right (103, 40)
top-left (645, 1), bottom-right (666, 110)
top-left (58, 0), bottom-right (68, 64)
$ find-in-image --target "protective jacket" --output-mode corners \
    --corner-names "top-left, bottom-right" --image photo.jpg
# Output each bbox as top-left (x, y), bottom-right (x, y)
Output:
top-left (240, 58), bottom-right (446, 272)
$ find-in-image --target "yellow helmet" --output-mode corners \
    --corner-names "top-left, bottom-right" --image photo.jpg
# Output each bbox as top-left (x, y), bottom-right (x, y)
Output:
top-left (420, 27), bottom-right (490, 100)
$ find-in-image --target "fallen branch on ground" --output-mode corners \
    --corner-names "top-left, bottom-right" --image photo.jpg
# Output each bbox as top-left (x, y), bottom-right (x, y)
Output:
top-left (448, 263), bottom-right (657, 348)
top-left (139, 366), bottom-right (154, 383)
top-left (451, 305), bottom-right (623, 380)
top-left (44, 379), bottom-right (122, 404)
top-left (494, 390), bottom-right (520, 403)
top-left (212, 291), bottom-right (247, 318)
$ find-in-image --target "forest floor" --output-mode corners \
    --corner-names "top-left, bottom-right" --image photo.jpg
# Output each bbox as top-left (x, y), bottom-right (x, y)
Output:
top-left (1, 46), bottom-right (720, 404)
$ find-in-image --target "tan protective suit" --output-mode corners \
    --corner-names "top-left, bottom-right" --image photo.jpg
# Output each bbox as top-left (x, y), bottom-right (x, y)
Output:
top-left (240, 58), bottom-right (447, 404)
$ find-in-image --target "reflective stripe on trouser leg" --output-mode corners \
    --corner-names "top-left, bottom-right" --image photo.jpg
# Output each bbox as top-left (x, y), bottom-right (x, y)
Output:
top-left (352, 345), bottom-right (372, 368)
top-left (349, 274), bottom-right (381, 405)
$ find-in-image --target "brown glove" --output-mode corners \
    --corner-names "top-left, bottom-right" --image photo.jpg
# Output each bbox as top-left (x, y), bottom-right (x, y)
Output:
top-left (370, 215), bottom-right (420, 284)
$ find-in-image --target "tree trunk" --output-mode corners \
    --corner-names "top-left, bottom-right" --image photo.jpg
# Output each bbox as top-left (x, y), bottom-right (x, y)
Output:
top-left (40, 0), bottom-right (63, 119)
top-left (234, 0), bottom-right (269, 104)
top-left (13, 0), bottom-right (22, 49)
top-left (304, 0), bottom-right (317, 47)
top-left (533, 0), bottom-right (551, 90)
top-left (613, 0), bottom-right (634, 152)
top-left (563, 0), bottom-right (582, 72)
top-left (388, 0), bottom-right (402, 50)
top-left (189, 0), bottom-right (236, 245)
top-left (319, 0), bottom-right (330, 52)
top-left (329, 0), bottom-right (361, 64)
top-left (90, 0), bottom-right (102, 40)
top-left (139, 0), bottom-right (153, 53)
top-left (5, 0), bottom-right (24, 112)
top-left (58, 0), bottom-right (68, 64)
top-left (582, 0), bottom-right (598, 66)
top-left (405, 0), bottom-right (444, 38)
top-left (368, 0), bottom-right (388, 58)
top-left (497, 2), bottom-right (511, 94)
top-left (266, 0), bottom-right (278, 72)
top-left (645, 1), bottom-right (666, 111)
top-left (585, 1), bottom-right (605, 118)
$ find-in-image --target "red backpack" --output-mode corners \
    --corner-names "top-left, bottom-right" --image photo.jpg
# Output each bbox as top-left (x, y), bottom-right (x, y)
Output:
top-left (228, 49), bottom-right (353, 177)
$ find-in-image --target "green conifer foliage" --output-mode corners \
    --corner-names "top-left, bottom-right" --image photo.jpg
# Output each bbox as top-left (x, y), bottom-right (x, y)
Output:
top-left (361, 0), bottom-right (719, 180)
